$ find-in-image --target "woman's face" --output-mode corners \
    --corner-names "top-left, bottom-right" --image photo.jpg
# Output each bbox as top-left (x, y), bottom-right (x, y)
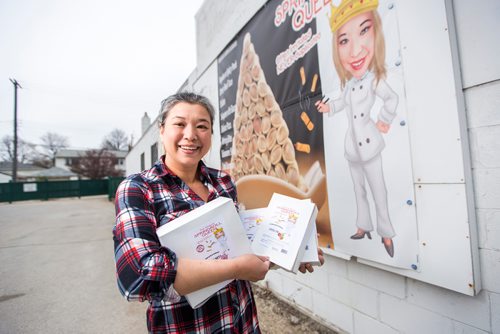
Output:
top-left (336, 11), bottom-right (375, 79)
top-left (160, 102), bottom-right (212, 172)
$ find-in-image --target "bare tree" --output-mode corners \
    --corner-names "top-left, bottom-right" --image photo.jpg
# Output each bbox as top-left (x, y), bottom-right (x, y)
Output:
top-left (40, 132), bottom-right (69, 166)
top-left (0, 135), bottom-right (37, 164)
top-left (70, 149), bottom-right (124, 179)
top-left (101, 129), bottom-right (129, 151)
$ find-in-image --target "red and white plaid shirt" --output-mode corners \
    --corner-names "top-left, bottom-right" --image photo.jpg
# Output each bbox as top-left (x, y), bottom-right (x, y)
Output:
top-left (113, 156), bottom-right (260, 333)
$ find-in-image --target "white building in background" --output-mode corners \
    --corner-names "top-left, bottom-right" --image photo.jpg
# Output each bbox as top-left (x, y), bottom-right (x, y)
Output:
top-left (125, 112), bottom-right (161, 174)
top-left (126, 1), bottom-right (500, 333)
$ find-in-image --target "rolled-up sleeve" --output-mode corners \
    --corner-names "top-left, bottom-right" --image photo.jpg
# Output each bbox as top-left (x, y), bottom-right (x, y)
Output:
top-left (113, 176), bottom-right (178, 302)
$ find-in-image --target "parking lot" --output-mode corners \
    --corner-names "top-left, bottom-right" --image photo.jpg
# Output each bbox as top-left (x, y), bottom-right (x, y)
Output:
top-left (0, 196), bottom-right (146, 333)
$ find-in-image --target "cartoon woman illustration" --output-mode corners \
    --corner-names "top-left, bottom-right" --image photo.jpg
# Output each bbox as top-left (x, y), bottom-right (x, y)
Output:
top-left (315, 0), bottom-right (397, 257)
top-left (214, 227), bottom-right (230, 259)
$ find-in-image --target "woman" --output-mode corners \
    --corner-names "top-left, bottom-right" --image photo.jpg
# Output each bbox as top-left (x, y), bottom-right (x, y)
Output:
top-left (114, 92), bottom-right (323, 333)
top-left (315, 0), bottom-right (398, 257)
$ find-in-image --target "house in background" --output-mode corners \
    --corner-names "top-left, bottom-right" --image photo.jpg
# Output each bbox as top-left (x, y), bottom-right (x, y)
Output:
top-left (0, 148), bottom-right (127, 183)
top-left (29, 167), bottom-right (78, 181)
top-left (0, 162), bottom-right (78, 182)
top-left (55, 149), bottom-right (127, 174)
top-left (0, 162), bottom-right (44, 183)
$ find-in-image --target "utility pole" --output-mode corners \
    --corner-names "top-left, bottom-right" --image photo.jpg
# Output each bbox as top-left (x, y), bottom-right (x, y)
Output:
top-left (9, 78), bottom-right (22, 182)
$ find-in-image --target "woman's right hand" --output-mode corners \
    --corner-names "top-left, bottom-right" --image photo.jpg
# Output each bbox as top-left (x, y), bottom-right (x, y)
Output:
top-left (233, 254), bottom-right (270, 282)
top-left (315, 100), bottom-right (331, 113)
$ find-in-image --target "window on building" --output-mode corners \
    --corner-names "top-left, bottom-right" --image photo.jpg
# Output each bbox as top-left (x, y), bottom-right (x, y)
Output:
top-left (140, 153), bottom-right (145, 171)
top-left (151, 143), bottom-right (158, 166)
top-left (118, 158), bottom-right (124, 165)
top-left (65, 158), bottom-right (72, 166)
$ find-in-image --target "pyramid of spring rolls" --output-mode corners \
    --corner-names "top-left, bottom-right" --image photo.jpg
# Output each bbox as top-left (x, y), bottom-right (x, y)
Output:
top-left (230, 32), bottom-right (306, 191)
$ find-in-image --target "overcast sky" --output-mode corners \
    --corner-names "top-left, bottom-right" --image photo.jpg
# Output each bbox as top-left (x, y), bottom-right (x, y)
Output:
top-left (0, 0), bottom-right (203, 150)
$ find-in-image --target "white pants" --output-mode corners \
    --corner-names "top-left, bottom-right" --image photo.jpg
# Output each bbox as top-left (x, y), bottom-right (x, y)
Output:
top-left (348, 155), bottom-right (395, 238)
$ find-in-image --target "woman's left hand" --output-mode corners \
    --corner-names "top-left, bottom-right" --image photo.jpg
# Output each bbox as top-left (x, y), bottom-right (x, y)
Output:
top-left (298, 248), bottom-right (325, 273)
top-left (376, 120), bottom-right (390, 133)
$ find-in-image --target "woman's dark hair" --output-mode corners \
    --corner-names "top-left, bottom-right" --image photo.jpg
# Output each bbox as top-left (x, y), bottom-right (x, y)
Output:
top-left (158, 92), bottom-right (215, 132)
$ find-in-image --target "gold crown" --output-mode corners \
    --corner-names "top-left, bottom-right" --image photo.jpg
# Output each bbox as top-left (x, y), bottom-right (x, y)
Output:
top-left (213, 227), bottom-right (224, 234)
top-left (330, 0), bottom-right (379, 32)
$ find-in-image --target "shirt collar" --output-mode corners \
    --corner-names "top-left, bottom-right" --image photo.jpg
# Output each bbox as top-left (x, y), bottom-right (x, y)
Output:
top-left (156, 155), bottom-right (211, 183)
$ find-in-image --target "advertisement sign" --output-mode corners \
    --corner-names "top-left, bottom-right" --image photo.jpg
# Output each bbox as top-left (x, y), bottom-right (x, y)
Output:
top-left (217, 0), bottom-right (334, 248)
top-left (211, 0), bottom-right (479, 294)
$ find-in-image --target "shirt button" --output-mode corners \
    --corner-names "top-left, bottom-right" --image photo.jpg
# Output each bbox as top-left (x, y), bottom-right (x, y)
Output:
top-left (359, 142), bottom-right (362, 146)
top-left (352, 87), bottom-right (355, 91)
top-left (361, 113), bottom-right (364, 117)
top-left (366, 138), bottom-right (370, 144)
top-left (354, 115), bottom-right (357, 119)
top-left (360, 85), bottom-right (363, 90)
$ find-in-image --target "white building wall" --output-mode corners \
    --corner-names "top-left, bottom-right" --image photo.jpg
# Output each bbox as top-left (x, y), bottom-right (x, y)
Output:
top-left (127, 0), bottom-right (500, 332)
top-left (126, 121), bottom-right (160, 176)
top-left (54, 157), bottom-right (67, 170)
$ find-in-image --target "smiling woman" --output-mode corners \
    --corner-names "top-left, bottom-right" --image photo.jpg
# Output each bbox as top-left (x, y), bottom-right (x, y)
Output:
top-left (113, 92), bottom-right (277, 333)
top-left (160, 94), bottom-right (215, 202)
top-left (159, 94), bottom-right (214, 201)
top-left (113, 92), bottom-right (324, 333)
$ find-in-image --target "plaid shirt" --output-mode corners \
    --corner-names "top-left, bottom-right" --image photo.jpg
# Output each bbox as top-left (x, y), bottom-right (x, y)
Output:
top-left (113, 157), bottom-right (260, 333)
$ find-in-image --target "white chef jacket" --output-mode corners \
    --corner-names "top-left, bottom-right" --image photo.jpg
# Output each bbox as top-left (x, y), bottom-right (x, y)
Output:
top-left (329, 71), bottom-right (398, 162)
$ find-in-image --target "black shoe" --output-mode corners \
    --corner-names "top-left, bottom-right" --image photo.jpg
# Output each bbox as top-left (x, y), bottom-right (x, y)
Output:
top-left (382, 238), bottom-right (394, 257)
top-left (350, 231), bottom-right (372, 240)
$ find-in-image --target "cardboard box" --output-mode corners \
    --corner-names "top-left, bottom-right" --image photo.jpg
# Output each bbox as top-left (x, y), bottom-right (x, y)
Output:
top-left (156, 196), bottom-right (252, 308)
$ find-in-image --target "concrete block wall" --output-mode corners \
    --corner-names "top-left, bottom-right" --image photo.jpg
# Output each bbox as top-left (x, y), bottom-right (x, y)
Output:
top-left (262, 258), bottom-right (496, 333)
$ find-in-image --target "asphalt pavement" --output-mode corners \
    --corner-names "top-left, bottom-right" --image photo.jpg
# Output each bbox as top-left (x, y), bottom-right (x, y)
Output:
top-left (0, 196), bottom-right (147, 333)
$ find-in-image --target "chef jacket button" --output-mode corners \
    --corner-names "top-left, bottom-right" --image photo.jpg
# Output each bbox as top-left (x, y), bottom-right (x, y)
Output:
top-left (354, 115), bottom-right (357, 119)
top-left (352, 87), bottom-right (355, 91)
top-left (361, 113), bottom-right (364, 117)
top-left (358, 142), bottom-right (362, 146)
top-left (366, 138), bottom-right (370, 144)
top-left (360, 85), bottom-right (363, 90)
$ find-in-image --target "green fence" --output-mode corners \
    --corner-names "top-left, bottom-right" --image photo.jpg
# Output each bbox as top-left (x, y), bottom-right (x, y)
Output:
top-left (0, 177), bottom-right (124, 203)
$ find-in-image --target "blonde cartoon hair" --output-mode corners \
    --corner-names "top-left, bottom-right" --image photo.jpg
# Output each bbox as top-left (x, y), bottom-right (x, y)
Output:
top-left (213, 227), bottom-right (225, 237)
top-left (330, 1), bottom-right (386, 88)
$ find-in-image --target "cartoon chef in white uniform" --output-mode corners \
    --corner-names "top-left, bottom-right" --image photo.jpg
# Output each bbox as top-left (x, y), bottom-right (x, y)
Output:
top-left (316, 0), bottom-right (397, 257)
